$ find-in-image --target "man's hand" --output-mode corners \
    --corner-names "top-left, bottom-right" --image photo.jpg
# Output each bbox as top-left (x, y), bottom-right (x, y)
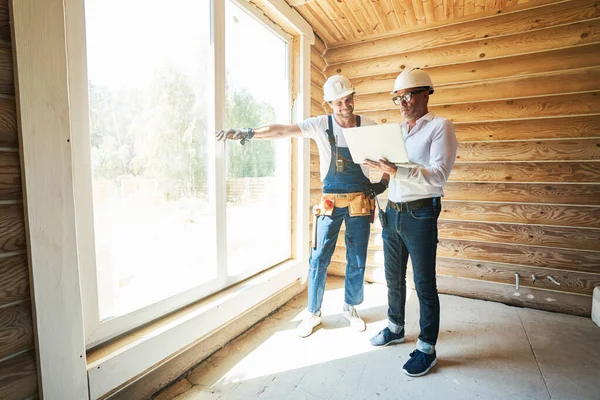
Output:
top-left (362, 159), bottom-right (398, 176)
top-left (364, 181), bottom-right (388, 199)
top-left (215, 128), bottom-right (255, 145)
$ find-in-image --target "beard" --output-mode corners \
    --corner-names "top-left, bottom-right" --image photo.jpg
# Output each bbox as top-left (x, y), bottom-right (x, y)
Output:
top-left (401, 106), bottom-right (421, 121)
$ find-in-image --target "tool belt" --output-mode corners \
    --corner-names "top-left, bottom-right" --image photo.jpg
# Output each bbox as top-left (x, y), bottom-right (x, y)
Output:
top-left (388, 197), bottom-right (441, 212)
top-left (313, 192), bottom-right (375, 217)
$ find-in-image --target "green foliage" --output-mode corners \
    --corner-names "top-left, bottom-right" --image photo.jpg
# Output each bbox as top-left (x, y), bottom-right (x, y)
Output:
top-left (88, 68), bottom-right (278, 200)
top-left (225, 87), bottom-right (277, 178)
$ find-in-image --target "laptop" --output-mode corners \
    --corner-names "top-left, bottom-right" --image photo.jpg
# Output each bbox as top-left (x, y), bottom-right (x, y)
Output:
top-left (342, 123), bottom-right (420, 167)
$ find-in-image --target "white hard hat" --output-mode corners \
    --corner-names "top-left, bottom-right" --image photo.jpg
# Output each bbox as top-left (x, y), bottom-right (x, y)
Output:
top-left (390, 67), bottom-right (434, 95)
top-left (323, 74), bottom-right (355, 102)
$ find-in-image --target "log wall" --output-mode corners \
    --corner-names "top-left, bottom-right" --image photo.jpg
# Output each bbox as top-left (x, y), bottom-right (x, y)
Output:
top-left (318, 0), bottom-right (599, 317)
top-left (0, 0), bottom-right (38, 398)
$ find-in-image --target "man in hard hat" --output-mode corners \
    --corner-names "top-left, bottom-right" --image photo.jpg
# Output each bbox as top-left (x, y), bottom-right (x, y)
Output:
top-left (363, 68), bottom-right (457, 377)
top-left (216, 75), bottom-right (389, 338)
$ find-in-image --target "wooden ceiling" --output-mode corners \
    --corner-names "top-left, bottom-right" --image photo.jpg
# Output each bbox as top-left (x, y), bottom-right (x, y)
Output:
top-left (287, 0), bottom-right (562, 46)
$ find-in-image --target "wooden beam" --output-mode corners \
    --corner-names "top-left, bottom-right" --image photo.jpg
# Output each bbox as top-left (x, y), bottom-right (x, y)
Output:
top-left (0, 43), bottom-right (14, 96)
top-left (0, 302), bottom-right (34, 361)
top-left (443, 181), bottom-right (600, 205)
top-left (0, 203), bottom-right (26, 252)
top-left (326, 18), bottom-right (600, 78)
top-left (0, 97), bottom-right (17, 149)
top-left (332, 238), bottom-right (600, 274)
top-left (438, 220), bottom-right (600, 252)
top-left (331, 239), bottom-right (600, 274)
top-left (0, 351), bottom-right (37, 399)
top-left (0, 151), bottom-right (21, 201)
top-left (435, 275), bottom-right (592, 317)
top-left (351, 43), bottom-right (600, 95)
top-left (454, 115), bottom-right (600, 141)
top-left (436, 257), bottom-right (600, 296)
top-left (354, 66), bottom-right (600, 111)
top-left (451, 161), bottom-right (600, 183)
top-left (287, 0), bottom-right (317, 6)
top-left (440, 201), bottom-right (600, 228)
top-left (361, 92), bottom-right (600, 123)
top-left (262, 0), bottom-right (315, 44)
top-left (454, 139), bottom-right (600, 163)
top-left (0, 254), bottom-right (29, 307)
top-left (0, 0), bottom-right (9, 42)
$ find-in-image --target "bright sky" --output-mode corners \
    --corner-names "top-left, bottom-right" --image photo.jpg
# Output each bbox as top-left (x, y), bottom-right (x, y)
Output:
top-left (85, 0), bottom-right (288, 122)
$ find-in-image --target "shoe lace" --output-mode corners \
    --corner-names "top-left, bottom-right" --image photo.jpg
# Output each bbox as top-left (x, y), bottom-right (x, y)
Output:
top-left (348, 306), bottom-right (361, 320)
top-left (408, 350), bottom-right (428, 364)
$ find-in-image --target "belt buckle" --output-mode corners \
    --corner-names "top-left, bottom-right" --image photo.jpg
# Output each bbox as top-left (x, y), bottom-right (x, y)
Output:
top-left (337, 194), bottom-right (348, 199)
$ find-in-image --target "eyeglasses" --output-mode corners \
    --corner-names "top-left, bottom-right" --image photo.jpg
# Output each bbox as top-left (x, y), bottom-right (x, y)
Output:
top-left (392, 89), bottom-right (426, 105)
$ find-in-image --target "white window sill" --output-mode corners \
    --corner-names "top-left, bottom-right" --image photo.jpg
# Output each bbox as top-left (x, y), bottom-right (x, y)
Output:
top-left (86, 260), bottom-right (305, 399)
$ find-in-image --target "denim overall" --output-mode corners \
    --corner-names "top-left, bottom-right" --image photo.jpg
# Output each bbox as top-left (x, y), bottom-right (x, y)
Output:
top-left (307, 115), bottom-right (371, 314)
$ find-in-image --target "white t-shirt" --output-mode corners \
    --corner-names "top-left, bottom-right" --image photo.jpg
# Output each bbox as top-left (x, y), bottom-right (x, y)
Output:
top-left (298, 115), bottom-right (376, 181)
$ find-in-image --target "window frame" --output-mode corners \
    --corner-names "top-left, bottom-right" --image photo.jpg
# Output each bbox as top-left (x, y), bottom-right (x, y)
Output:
top-left (14, 0), bottom-right (312, 394)
top-left (74, 0), bottom-right (297, 348)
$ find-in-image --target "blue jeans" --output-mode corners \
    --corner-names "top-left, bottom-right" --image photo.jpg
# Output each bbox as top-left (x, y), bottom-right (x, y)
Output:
top-left (307, 206), bottom-right (370, 314)
top-left (382, 203), bottom-right (441, 353)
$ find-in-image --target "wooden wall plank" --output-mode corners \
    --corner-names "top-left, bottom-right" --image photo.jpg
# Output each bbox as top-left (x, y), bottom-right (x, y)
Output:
top-left (0, 151), bottom-right (22, 201)
top-left (326, 0), bottom-right (600, 64)
top-left (438, 220), bottom-right (600, 251)
top-left (443, 182), bottom-right (600, 205)
top-left (436, 257), bottom-right (600, 296)
top-left (0, 44), bottom-right (13, 97)
top-left (0, 255), bottom-right (30, 307)
top-left (0, 351), bottom-right (38, 399)
top-left (450, 161), bottom-right (600, 183)
top-left (351, 43), bottom-right (600, 94)
top-left (332, 238), bottom-right (600, 274)
top-left (313, 34), bottom-right (327, 56)
top-left (311, 47), bottom-right (326, 72)
top-left (0, 204), bottom-right (26, 253)
top-left (362, 92), bottom-right (600, 123)
top-left (455, 139), bottom-right (600, 162)
top-left (311, 99), bottom-right (325, 117)
top-left (440, 201), bottom-right (600, 228)
top-left (0, 97), bottom-right (17, 148)
top-left (326, 19), bottom-right (600, 78)
top-left (311, 65), bottom-right (326, 87)
top-left (438, 238), bottom-right (600, 274)
top-left (355, 66), bottom-right (600, 110)
top-left (454, 115), bottom-right (600, 141)
top-left (0, 303), bottom-right (34, 361)
top-left (0, 0), bottom-right (9, 42)
top-left (435, 274), bottom-right (592, 316)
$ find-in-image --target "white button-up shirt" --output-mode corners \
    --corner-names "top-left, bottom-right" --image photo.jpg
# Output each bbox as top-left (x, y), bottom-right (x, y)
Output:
top-left (389, 112), bottom-right (458, 202)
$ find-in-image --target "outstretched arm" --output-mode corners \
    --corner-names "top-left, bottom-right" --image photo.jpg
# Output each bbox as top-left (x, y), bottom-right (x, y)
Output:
top-left (216, 124), bottom-right (302, 144)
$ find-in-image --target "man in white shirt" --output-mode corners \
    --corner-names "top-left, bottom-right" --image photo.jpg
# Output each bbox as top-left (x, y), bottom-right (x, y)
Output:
top-left (363, 68), bottom-right (458, 377)
top-left (217, 75), bottom-right (388, 338)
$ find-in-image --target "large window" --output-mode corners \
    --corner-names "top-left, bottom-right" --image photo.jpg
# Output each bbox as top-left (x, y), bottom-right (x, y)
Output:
top-left (225, 1), bottom-right (291, 277)
top-left (81, 0), bottom-right (294, 347)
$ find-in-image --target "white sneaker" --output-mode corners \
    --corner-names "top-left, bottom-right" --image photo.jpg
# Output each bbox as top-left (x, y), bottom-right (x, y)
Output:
top-left (342, 305), bottom-right (366, 332)
top-left (296, 311), bottom-right (322, 338)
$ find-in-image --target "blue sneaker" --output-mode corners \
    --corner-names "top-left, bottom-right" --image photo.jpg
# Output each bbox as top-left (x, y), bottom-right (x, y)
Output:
top-left (402, 350), bottom-right (437, 377)
top-left (370, 327), bottom-right (405, 347)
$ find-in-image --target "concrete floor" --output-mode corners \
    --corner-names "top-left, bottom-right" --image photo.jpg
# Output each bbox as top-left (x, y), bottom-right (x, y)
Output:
top-left (167, 277), bottom-right (600, 400)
